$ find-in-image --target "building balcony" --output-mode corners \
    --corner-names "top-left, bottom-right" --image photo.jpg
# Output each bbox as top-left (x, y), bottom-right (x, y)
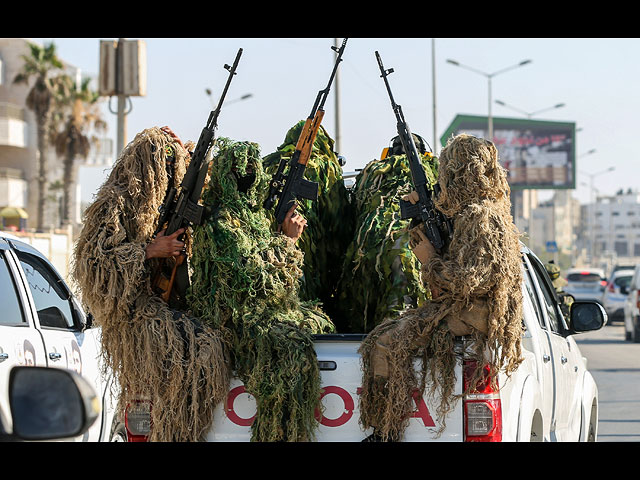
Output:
top-left (0, 102), bottom-right (27, 148)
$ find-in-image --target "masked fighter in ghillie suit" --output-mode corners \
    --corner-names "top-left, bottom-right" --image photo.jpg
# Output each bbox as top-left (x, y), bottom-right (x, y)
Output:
top-left (188, 137), bottom-right (335, 442)
top-left (72, 126), bottom-right (230, 442)
top-left (358, 133), bottom-right (524, 441)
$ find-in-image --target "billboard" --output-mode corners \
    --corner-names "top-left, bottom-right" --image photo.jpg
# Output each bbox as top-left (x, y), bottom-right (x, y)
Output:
top-left (441, 114), bottom-right (576, 189)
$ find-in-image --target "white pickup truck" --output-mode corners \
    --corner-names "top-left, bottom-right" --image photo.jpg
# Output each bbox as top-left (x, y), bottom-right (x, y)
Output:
top-left (0, 232), bottom-right (118, 441)
top-left (120, 243), bottom-right (606, 442)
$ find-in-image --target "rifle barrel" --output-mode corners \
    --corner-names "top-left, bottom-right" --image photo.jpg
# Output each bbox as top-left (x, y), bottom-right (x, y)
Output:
top-left (308, 38), bottom-right (348, 118)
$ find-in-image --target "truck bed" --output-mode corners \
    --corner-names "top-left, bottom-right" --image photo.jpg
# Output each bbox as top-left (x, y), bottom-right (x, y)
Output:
top-left (205, 334), bottom-right (464, 442)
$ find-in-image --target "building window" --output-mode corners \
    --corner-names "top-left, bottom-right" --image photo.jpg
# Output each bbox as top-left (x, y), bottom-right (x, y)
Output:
top-left (635, 244), bottom-right (640, 256)
top-left (615, 241), bottom-right (628, 256)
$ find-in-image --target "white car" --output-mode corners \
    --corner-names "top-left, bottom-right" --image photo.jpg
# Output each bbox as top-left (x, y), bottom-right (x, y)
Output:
top-left (564, 267), bottom-right (607, 304)
top-left (601, 268), bottom-right (634, 324)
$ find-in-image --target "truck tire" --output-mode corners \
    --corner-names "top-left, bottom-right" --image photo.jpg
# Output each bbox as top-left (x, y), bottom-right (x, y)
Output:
top-left (633, 320), bottom-right (640, 344)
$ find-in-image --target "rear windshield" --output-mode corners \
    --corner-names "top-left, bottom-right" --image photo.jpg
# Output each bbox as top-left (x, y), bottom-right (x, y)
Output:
top-left (567, 273), bottom-right (602, 282)
top-left (615, 275), bottom-right (632, 288)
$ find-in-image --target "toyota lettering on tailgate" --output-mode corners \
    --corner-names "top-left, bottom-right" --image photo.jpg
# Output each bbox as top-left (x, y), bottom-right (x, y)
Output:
top-left (225, 385), bottom-right (436, 428)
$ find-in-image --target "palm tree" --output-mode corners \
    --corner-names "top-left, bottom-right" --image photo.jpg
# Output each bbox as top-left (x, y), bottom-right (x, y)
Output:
top-left (13, 41), bottom-right (67, 231)
top-left (52, 76), bottom-right (106, 228)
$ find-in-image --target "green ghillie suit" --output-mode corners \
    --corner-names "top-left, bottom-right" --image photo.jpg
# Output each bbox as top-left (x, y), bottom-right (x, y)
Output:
top-left (359, 134), bottom-right (524, 440)
top-left (263, 121), bottom-right (354, 321)
top-left (335, 136), bottom-right (438, 333)
top-left (72, 127), bottom-right (230, 442)
top-left (188, 137), bottom-right (335, 442)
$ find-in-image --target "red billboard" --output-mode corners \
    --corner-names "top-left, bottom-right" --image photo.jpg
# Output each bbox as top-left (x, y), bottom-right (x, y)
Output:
top-left (441, 114), bottom-right (576, 189)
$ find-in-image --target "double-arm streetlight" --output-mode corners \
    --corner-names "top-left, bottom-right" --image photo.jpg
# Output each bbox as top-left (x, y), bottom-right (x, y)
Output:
top-left (446, 58), bottom-right (532, 141)
top-left (580, 162), bottom-right (614, 264)
top-left (205, 89), bottom-right (253, 108)
top-left (495, 99), bottom-right (565, 118)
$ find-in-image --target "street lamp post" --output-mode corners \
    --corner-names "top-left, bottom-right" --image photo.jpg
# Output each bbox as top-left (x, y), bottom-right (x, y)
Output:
top-left (205, 90), bottom-right (253, 108)
top-left (493, 98), bottom-right (566, 251)
top-left (580, 164), bottom-right (614, 266)
top-left (494, 99), bottom-right (565, 118)
top-left (446, 58), bottom-right (532, 141)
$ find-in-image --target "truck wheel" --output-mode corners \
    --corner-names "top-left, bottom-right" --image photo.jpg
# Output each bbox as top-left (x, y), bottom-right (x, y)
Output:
top-left (110, 422), bottom-right (128, 442)
top-left (587, 421), bottom-right (596, 442)
top-left (633, 321), bottom-right (640, 344)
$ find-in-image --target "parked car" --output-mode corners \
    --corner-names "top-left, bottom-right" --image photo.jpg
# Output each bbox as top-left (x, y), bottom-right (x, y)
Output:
top-left (564, 268), bottom-right (607, 305)
top-left (601, 268), bottom-right (634, 324)
top-left (623, 264), bottom-right (640, 342)
top-left (611, 264), bottom-right (635, 276)
top-left (0, 231), bottom-right (118, 440)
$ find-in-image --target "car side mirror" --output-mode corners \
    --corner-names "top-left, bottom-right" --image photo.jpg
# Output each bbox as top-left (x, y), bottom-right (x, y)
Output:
top-left (9, 366), bottom-right (100, 441)
top-left (568, 301), bottom-right (607, 334)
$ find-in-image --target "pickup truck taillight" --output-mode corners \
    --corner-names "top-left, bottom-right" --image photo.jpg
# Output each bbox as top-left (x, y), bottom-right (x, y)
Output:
top-left (125, 401), bottom-right (151, 442)
top-left (463, 360), bottom-right (502, 442)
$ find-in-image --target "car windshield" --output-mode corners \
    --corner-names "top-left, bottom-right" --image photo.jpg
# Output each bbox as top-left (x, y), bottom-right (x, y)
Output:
top-left (614, 275), bottom-right (632, 288)
top-left (567, 273), bottom-right (602, 283)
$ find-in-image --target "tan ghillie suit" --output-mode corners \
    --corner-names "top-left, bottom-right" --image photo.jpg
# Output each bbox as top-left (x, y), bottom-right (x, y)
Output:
top-left (358, 134), bottom-right (524, 441)
top-left (72, 127), bottom-right (229, 441)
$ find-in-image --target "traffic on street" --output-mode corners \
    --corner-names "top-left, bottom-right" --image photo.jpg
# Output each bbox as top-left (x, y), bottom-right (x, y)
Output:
top-left (576, 322), bottom-right (640, 442)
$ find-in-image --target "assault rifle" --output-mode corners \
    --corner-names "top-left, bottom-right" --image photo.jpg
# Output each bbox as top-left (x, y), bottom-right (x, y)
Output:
top-left (263, 38), bottom-right (348, 225)
top-left (375, 50), bottom-right (453, 253)
top-left (152, 48), bottom-right (243, 303)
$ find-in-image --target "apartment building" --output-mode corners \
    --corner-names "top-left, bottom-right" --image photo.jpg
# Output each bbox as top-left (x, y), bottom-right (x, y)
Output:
top-left (0, 38), bottom-right (112, 233)
top-left (589, 189), bottom-right (640, 269)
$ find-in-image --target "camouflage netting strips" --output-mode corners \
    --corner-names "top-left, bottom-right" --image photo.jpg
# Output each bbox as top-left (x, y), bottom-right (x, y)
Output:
top-left (358, 134), bottom-right (524, 441)
top-left (334, 149), bottom-right (439, 333)
top-left (72, 127), bottom-right (230, 442)
top-left (262, 121), bottom-right (354, 322)
top-left (188, 137), bottom-right (335, 442)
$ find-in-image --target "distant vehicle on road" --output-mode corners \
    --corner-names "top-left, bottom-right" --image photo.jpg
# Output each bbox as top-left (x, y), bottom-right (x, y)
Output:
top-left (601, 268), bottom-right (634, 324)
top-left (623, 264), bottom-right (640, 342)
top-left (564, 268), bottom-right (607, 305)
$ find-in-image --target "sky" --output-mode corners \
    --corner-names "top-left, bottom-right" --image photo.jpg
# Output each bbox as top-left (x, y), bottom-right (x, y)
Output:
top-left (31, 37), bottom-right (640, 207)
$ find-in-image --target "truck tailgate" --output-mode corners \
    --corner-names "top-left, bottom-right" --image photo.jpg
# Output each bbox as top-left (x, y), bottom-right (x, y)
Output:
top-left (206, 335), bottom-right (463, 441)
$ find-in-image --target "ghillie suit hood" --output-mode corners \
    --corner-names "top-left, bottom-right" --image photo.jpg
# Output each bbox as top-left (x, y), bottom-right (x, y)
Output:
top-left (71, 127), bottom-right (230, 441)
top-left (334, 141), bottom-right (438, 333)
top-left (263, 121), bottom-right (354, 320)
top-left (188, 137), bottom-right (335, 442)
top-left (358, 133), bottom-right (523, 440)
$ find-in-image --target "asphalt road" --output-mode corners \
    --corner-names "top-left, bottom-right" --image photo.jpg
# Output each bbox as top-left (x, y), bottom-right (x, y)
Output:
top-left (574, 321), bottom-right (640, 442)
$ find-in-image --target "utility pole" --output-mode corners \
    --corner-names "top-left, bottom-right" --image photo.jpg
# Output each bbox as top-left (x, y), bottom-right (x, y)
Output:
top-left (334, 38), bottom-right (342, 154)
top-left (432, 38), bottom-right (437, 154)
top-left (116, 38), bottom-right (127, 155)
